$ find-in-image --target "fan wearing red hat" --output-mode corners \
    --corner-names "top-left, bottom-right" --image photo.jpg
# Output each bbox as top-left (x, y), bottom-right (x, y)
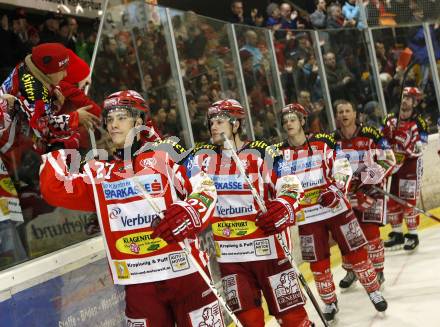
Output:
top-left (275, 103), bottom-right (388, 322)
top-left (58, 49), bottom-right (101, 150)
top-left (0, 42), bottom-right (92, 157)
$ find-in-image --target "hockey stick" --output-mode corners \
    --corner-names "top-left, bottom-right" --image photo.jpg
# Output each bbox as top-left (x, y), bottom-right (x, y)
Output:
top-left (131, 175), bottom-right (244, 327)
top-left (371, 185), bottom-right (440, 223)
top-left (221, 133), bottom-right (330, 327)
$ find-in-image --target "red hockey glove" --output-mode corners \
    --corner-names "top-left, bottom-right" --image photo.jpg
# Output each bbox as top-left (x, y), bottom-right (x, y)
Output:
top-left (151, 201), bottom-right (202, 244)
top-left (318, 189), bottom-right (339, 209)
top-left (393, 130), bottom-right (410, 150)
top-left (354, 191), bottom-right (374, 212)
top-left (255, 196), bottom-right (298, 235)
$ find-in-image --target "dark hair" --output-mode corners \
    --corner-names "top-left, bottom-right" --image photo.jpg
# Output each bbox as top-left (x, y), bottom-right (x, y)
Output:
top-left (333, 99), bottom-right (355, 112)
top-left (231, 0), bottom-right (243, 8)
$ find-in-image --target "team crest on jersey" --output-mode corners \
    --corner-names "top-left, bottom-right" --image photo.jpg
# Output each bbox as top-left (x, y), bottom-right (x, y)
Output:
top-left (269, 269), bottom-right (305, 312)
top-left (139, 157), bottom-right (157, 168)
top-left (222, 274), bottom-right (242, 311)
top-left (300, 235), bottom-right (317, 261)
top-left (189, 300), bottom-right (225, 327)
top-left (340, 218), bottom-right (367, 250)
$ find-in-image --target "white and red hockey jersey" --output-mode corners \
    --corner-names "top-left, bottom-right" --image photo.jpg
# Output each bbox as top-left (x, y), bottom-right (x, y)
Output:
top-left (274, 133), bottom-right (352, 225)
top-left (39, 139), bottom-right (217, 285)
top-left (332, 125), bottom-right (396, 224)
top-left (382, 113), bottom-right (428, 172)
top-left (183, 140), bottom-right (303, 264)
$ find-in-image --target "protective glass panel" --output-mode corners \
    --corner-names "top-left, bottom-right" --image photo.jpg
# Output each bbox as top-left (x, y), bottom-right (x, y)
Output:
top-left (319, 27), bottom-right (382, 130)
top-left (274, 29), bottom-right (331, 133)
top-left (365, 1), bottom-right (440, 27)
top-left (91, 1), bottom-right (189, 145)
top-left (234, 24), bottom-right (284, 143)
top-left (169, 9), bottom-right (251, 143)
top-left (371, 25), bottom-right (440, 133)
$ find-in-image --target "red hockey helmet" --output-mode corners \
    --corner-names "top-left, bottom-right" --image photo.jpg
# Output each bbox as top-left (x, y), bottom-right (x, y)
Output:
top-left (103, 90), bottom-right (150, 126)
top-left (207, 99), bottom-right (246, 123)
top-left (402, 87), bottom-right (422, 101)
top-left (281, 103), bottom-right (308, 120)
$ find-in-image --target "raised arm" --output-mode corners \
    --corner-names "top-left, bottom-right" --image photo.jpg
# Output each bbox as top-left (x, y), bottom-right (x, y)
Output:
top-left (39, 149), bottom-right (95, 211)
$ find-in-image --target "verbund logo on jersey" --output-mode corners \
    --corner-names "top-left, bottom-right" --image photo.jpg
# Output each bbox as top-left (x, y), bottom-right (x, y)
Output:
top-left (103, 174), bottom-right (163, 200)
top-left (212, 174), bottom-right (249, 191)
top-left (108, 199), bottom-right (160, 231)
top-left (216, 194), bottom-right (256, 217)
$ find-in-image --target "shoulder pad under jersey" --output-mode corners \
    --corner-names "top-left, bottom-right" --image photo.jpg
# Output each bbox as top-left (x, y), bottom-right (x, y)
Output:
top-left (150, 137), bottom-right (187, 154)
top-left (246, 140), bottom-right (280, 159)
top-left (192, 142), bottom-right (218, 154)
top-left (309, 133), bottom-right (336, 149)
top-left (416, 115), bottom-right (428, 134)
top-left (360, 125), bottom-right (382, 143)
top-left (382, 113), bottom-right (395, 125)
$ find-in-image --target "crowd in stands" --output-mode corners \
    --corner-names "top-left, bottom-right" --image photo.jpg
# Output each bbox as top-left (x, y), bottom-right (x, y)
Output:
top-left (0, 1), bottom-right (439, 270)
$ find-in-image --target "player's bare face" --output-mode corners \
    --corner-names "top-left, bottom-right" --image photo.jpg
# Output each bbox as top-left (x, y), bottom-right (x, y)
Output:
top-left (400, 96), bottom-right (414, 120)
top-left (210, 116), bottom-right (233, 145)
top-left (106, 109), bottom-right (136, 148)
top-left (282, 113), bottom-right (302, 137)
top-left (336, 103), bottom-right (356, 128)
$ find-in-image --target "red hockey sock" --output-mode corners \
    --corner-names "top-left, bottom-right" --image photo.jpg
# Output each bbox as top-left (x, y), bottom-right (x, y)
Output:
top-left (276, 306), bottom-right (313, 327)
top-left (387, 210), bottom-right (403, 230)
top-left (310, 259), bottom-right (336, 304)
top-left (341, 255), bottom-right (352, 271)
top-left (403, 208), bottom-right (420, 232)
top-left (346, 248), bottom-right (380, 293)
top-left (237, 307), bottom-right (265, 327)
top-left (366, 237), bottom-right (384, 272)
top-left (362, 224), bottom-right (384, 272)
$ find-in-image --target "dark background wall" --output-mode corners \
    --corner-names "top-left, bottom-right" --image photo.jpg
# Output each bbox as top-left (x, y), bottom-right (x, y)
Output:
top-left (157, 0), bottom-right (313, 21)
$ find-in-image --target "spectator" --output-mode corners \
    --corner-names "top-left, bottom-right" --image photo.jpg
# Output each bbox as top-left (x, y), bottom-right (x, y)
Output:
top-left (326, 2), bottom-right (355, 29)
top-left (342, 0), bottom-right (365, 29)
top-left (298, 89), bottom-right (313, 114)
top-left (361, 101), bottom-right (382, 128)
top-left (0, 43), bottom-right (93, 167)
top-left (39, 12), bottom-right (62, 44)
top-left (323, 51), bottom-right (356, 102)
top-left (310, 0), bottom-right (327, 29)
top-left (375, 41), bottom-right (395, 76)
top-left (240, 30), bottom-right (263, 71)
top-left (240, 49), bottom-right (262, 96)
top-left (280, 2), bottom-right (298, 30)
top-left (0, 14), bottom-right (26, 80)
top-left (227, 0), bottom-right (253, 25)
top-left (265, 3), bottom-right (282, 30)
top-left (59, 49), bottom-right (101, 150)
top-left (184, 25), bottom-right (207, 60)
top-left (66, 17), bottom-right (78, 51)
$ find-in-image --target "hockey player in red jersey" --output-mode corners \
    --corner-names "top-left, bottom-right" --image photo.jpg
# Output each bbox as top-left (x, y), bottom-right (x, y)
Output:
top-left (155, 99), bottom-right (313, 327)
top-left (276, 103), bottom-right (388, 322)
top-left (39, 90), bottom-right (226, 327)
top-left (382, 87), bottom-right (428, 250)
top-left (332, 100), bottom-right (396, 289)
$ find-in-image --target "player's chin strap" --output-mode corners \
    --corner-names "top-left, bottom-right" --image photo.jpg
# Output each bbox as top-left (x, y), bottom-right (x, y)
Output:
top-left (221, 132), bottom-right (330, 327)
top-left (131, 174), bottom-right (244, 327)
top-left (372, 185), bottom-right (440, 223)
